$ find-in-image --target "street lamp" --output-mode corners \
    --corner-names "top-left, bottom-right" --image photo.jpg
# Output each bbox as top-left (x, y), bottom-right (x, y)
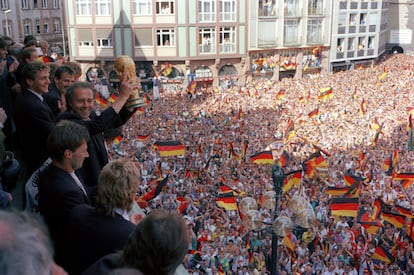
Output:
top-left (4, 9), bottom-right (11, 37)
top-left (270, 163), bottom-right (285, 275)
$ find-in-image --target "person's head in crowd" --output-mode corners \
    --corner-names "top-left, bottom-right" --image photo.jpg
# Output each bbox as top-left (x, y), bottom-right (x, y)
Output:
top-left (46, 120), bottom-right (90, 171)
top-left (22, 61), bottom-right (50, 93)
top-left (23, 35), bottom-right (37, 46)
top-left (122, 209), bottom-right (190, 275)
top-left (65, 61), bottom-right (82, 80)
top-left (21, 47), bottom-right (39, 64)
top-left (53, 65), bottom-right (75, 94)
top-left (96, 158), bottom-right (140, 216)
top-left (8, 42), bottom-right (23, 59)
top-left (65, 81), bottom-right (96, 119)
top-left (38, 40), bottom-right (49, 56)
top-left (0, 210), bottom-right (68, 275)
top-left (0, 37), bottom-right (8, 60)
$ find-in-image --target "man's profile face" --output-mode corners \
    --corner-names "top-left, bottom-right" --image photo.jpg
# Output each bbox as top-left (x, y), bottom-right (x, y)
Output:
top-left (69, 141), bottom-right (89, 170)
top-left (54, 72), bottom-right (75, 94)
top-left (0, 47), bottom-right (7, 59)
top-left (70, 87), bottom-right (95, 120)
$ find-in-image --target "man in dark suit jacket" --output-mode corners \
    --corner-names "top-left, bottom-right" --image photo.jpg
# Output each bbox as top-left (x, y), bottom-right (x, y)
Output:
top-left (14, 61), bottom-right (54, 173)
top-left (44, 65), bottom-right (75, 116)
top-left (67, 158), bottom-right (142, 275)
top-left (56, 80), bottom-right (139, 188)
top-left (38, 120), bottom-right (91, 269)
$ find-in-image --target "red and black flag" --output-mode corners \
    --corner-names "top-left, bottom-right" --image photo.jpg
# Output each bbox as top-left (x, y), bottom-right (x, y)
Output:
top-left (279, 150), bottom-right (290, 168)
top-left (95, 93), bottom-right (108, 107)
top-left (154, 141), bottom-right (185, 157)
top-left (139, 175), bottom-right (169, 201)
top-left (308, 108), bottom-right (319, 119)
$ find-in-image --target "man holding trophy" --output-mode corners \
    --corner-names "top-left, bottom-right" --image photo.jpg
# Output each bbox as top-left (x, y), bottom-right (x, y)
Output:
top-left (55, 55), bottom-right (146, 189)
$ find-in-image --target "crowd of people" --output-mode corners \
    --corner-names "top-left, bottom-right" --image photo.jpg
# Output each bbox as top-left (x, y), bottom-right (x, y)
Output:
top-left (1, 32), bottom-right (414, 275)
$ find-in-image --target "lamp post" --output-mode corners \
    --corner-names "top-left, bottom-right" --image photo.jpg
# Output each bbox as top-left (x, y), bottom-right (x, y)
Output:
top-left (271, 163), bottom-right (285, 275)
top-left (4, 9), bottom-right (11, 37)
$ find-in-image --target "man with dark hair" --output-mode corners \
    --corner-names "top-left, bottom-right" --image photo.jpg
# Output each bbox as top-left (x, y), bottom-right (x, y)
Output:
top-left (83, 209), bottom-right (190, 275)
top-left (67, 158), bottom-right (142, 274)
top-left (44, 65), bottom-right (75, 116)
top-left (56, 78), bottom-right (139, 188)
top-left (0, 210), bottom-right (68, 275)
top-left (14, 61), bottom-right (53, 173)
top-left (38, 120), bottom-right (91, 268)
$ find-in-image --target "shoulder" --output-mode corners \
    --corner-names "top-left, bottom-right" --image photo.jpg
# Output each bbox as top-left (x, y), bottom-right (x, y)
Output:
top-left (82, 252), bottom-right (123, 275)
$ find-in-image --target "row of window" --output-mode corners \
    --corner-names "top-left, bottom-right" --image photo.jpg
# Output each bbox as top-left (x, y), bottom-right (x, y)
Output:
top-left (77, 27), bottom-right (237, 54)
top-left (337, 36), bottom-right (375, 53)
top-left (1, 0), bottom-right (60, 10)
top-left (23, 18), bottom-right (61, 36)
top-left (258, 0), bottom-right (324, 17)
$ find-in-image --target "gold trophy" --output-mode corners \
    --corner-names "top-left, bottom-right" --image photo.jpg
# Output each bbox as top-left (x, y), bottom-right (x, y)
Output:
top-left (114, 55), bottom-right (146, 108)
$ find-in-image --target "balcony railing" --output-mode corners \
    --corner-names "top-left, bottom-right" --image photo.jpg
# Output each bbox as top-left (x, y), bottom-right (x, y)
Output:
top-left (347, 51), bottom-right (354, 58)
top-left (349, 26), bottom-right (356, 33)
top-left (369, 25), bottom-right (376, 32)
top-left (338, 26), bottom-right (346, 34)
top-left (359, 26), bottom-right (366, 33)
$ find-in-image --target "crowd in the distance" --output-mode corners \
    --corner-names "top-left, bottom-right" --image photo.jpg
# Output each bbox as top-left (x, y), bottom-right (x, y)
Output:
top-left (1, 32), bottom-right (414, 275)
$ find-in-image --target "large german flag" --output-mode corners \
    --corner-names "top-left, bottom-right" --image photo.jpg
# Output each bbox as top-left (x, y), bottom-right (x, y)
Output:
top-left (381, 210), bottom-right (406, 228)
top-left (282, 170), bottom-right (302, 193)
top-left (215, 193), bottom-right (237, 211)
top-left (154, 141), bottom-right (185, 157)
top-left (329, 197), bottom-right (359, 217)
top-left (250, 151), bottom-right (275, 164)
top-left (372, 244), bottom-right (394, 264)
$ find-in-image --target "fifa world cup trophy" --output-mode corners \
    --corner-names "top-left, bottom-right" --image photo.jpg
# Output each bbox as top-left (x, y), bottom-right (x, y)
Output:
top-left (114, 55), bottom-right (146, 108)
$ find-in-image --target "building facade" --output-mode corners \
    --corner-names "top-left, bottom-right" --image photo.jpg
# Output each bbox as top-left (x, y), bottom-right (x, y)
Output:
top-left (330, 0), bottom-right (389, 72)
top-left (386, 0), bottom-right (414, 54)
top-left (0, 0), bottom-right (66, 52)
top-left (63, 1), bottom-right (392, 88)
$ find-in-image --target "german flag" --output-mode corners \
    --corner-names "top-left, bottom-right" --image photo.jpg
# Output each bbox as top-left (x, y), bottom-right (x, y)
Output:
top-left (329, 197), bottom-right (359, 217)
top-left (303, 151), bottom-right (327, 177)
top-left (402, 179), bottom-right (413, 190)
top-left (163, 62), bottom-right (172, 76)
top-left (381, 210), bottom-right (406, 229)
top-left (308, 108), bottom-right (319, 119)
top-left (312, 143), bottom-right (332, 157)
top-left (360, 221), bottom-right (382, 235)
top-left (282, 170), bottom-right (302, 193)
top-left (219, 183), bottom-right (239, 196)
top-left (284, 121), bottom-right (295, 142)
top-left (241, 140), bottom-right (249, 160)
top-left (95, 93), bottom-right (108, 107)
top-left (395, 205), bottom-right (413, 218)
top-left (318, 87), bottom-right (333, 100)
top-left (325, 186), bottom-right (352, 197)
top-left (139, 175), bottom-right (169, 201)
top-left (154, 141), bottom-right (185, 157)
top-left (357, 207), bottom-right (382, 234)
top-left (372, 122), bottom-right (384, 147)
top-left (109, 93), bottom-right (118, 103)
top-left (114, 135), bottom-right (123, 144)
top-left (372, 244), bottom-right (394, 264)
top-left (276, 89), bottom-right (286, 101)
top-left (250, 151), bottom-right (275, 165)
top-left (143, 94), bottom-right (151, 105)
top-left (215, 193), bottom-right (237, 211)
top-left (137, 134), bottom-right (150, 141)
top-left (343, 172), bottom-right (362, 187)
top-left (393, 173), bottom-right (414, 181)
